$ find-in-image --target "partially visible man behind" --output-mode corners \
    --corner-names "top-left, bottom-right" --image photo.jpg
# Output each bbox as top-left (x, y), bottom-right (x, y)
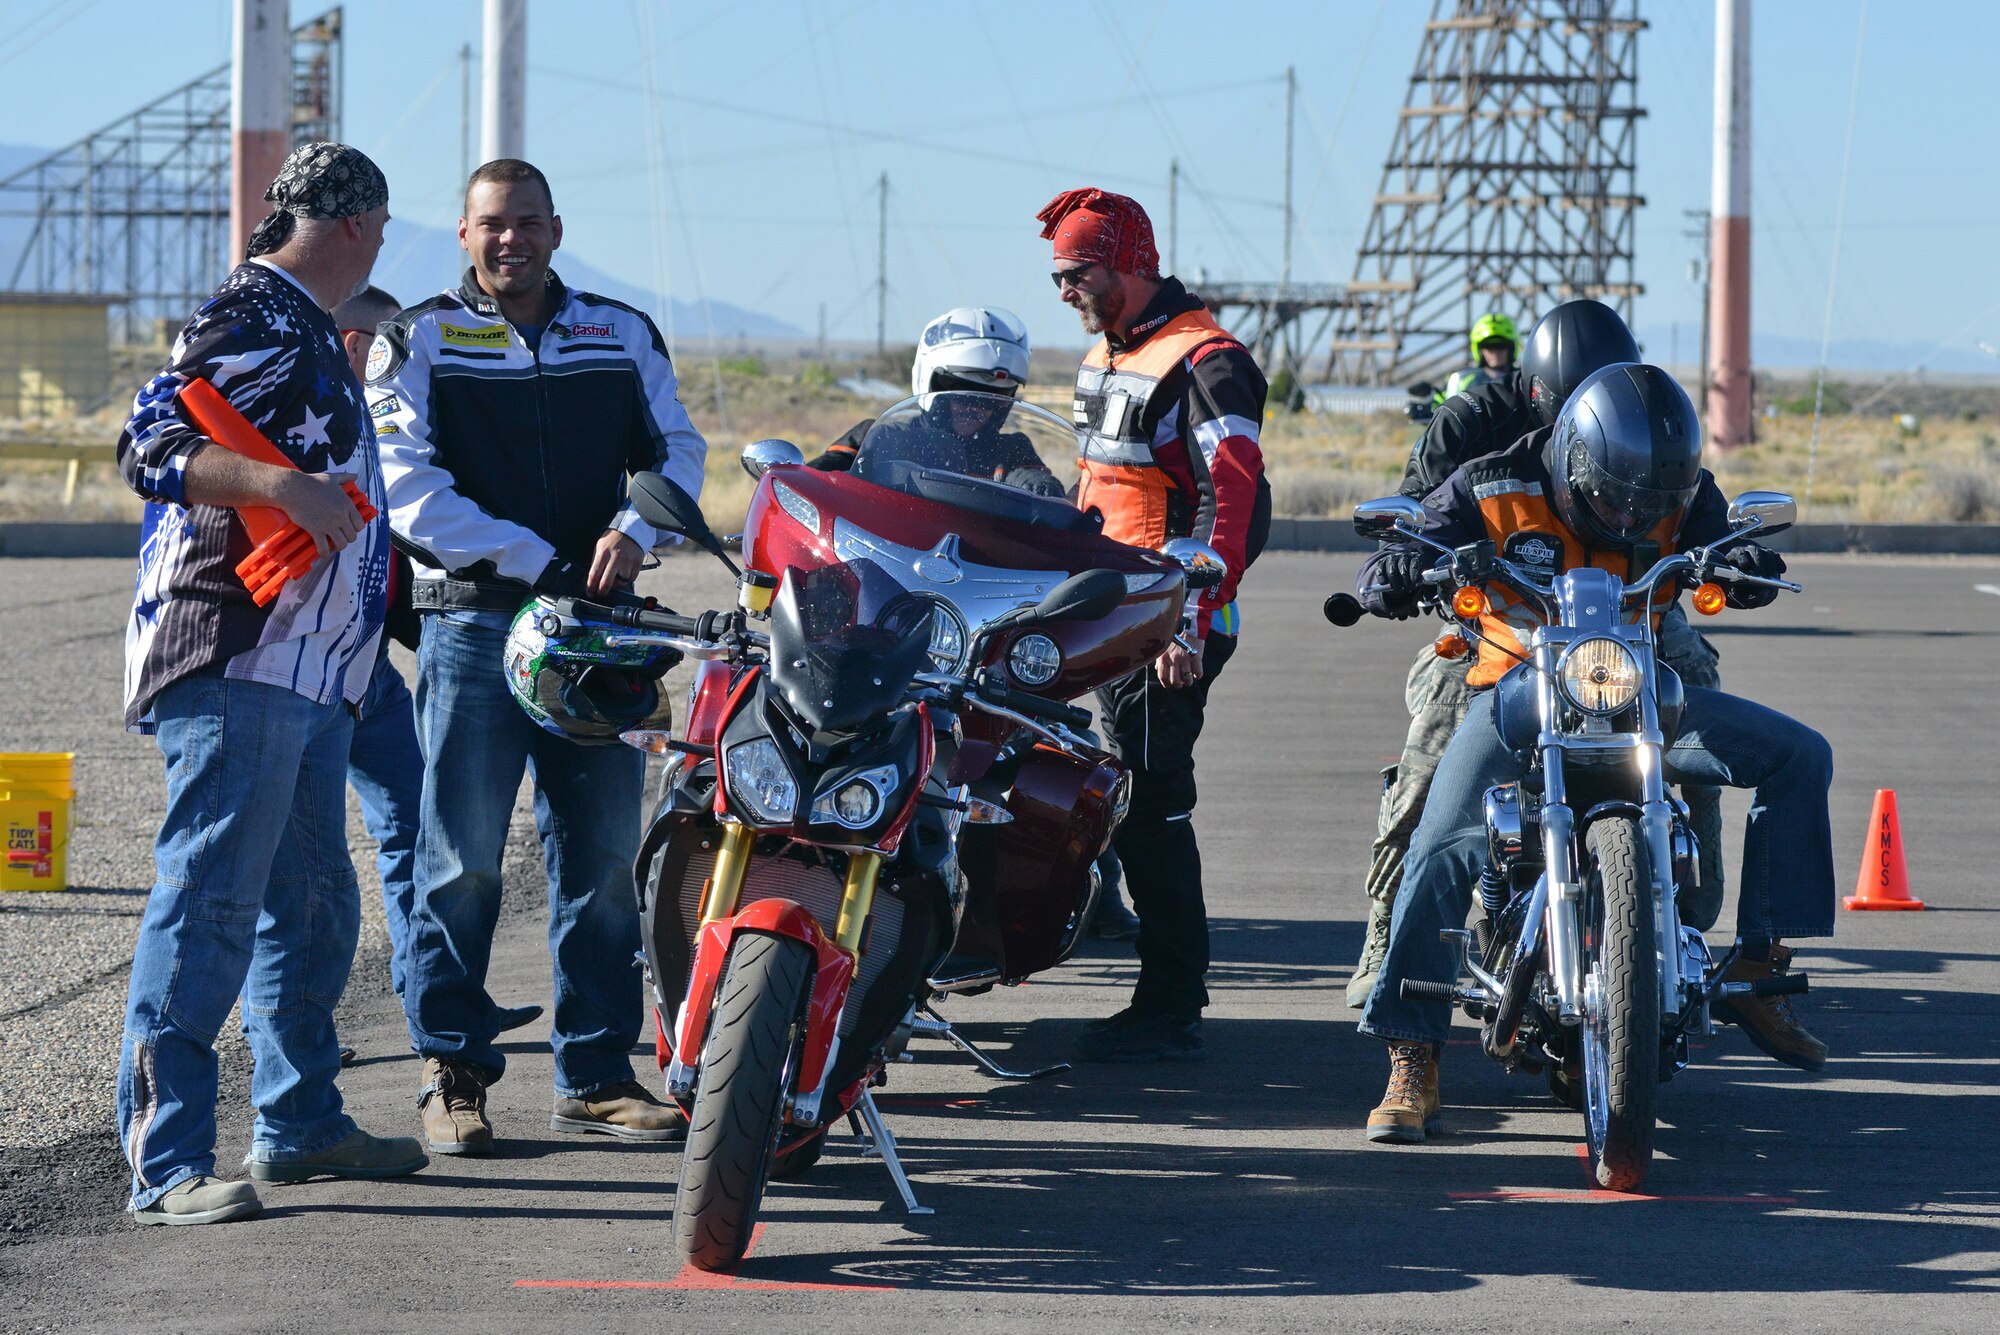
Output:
top-left (115, 143), bottom-right (428, 1228)
top-left (1037, 188), bottom-right (1272, 1062)
top-left (372, 159), bottom-right (707, 1155)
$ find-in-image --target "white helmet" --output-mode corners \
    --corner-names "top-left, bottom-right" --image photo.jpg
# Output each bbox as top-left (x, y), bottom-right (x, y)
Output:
top-left (911, 306), bottom-right (1030, 397)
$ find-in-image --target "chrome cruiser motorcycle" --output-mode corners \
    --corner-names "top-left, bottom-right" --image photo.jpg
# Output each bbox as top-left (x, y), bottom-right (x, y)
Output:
top-left (1329, 489), bottom-right (1809, 1190)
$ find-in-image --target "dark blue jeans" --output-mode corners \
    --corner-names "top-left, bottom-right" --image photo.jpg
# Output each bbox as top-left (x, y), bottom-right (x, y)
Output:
top-left (402, 613), bottom-right (645, 1095)
top-left (1360, 686), bottom-right (1835, 1045)
top-left (348, 656), bottom-right (422, 995)
top-left (118, 674), bottom-right (361, 1209)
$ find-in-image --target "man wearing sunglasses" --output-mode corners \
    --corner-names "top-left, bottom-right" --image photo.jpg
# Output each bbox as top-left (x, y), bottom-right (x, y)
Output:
top-left (1037, 188), bottom-right (1272, 1062)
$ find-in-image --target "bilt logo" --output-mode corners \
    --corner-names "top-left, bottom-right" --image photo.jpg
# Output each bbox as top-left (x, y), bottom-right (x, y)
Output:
top-left (1507, 532), bottom-right (1563, 575)
top-left (563, 322), bottom-right (613, 339)
top-left (440, 323), bottom-right (509, 348)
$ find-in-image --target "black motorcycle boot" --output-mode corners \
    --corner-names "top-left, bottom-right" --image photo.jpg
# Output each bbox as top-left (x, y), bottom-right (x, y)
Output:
top-left (1076, 1012), bottom-right (1204, 1063)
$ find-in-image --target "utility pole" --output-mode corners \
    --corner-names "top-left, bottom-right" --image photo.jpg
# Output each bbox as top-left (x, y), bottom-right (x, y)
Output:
top-left (459, 42), bottom-right (473, 183)
top-left (876, 171), bottom-right (888, 359)
top-left (1167, 159), bottom-right (1179, 274)
top-left (1281, 66), bottom-right (1294, 295)
top-left (481, 0), bottom-right (526, 164)
top-left (230, 0), bottom-right (291, 266)
top-left (1708, 0), bottom-right (1752, 446)
top-left (1683, 207), bottom-right (1712, 411)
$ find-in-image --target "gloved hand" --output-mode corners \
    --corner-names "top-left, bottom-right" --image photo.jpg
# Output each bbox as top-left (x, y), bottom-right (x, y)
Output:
top-left (533, 556), bottom-right (590, 599)
top-left (1716, 541), bottom-right (1785, 609)
top-left (1361, 548), bottom-right (1430, 619)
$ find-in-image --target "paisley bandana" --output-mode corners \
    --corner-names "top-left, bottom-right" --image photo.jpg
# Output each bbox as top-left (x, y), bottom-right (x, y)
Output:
top-left (244, 141), bottom-right (389, 260)
top-left (1035, 188), bottom-right (1160, 279)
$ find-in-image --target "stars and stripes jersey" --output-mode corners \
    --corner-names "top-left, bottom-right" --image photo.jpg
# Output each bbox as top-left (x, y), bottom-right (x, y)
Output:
top-left (117, 259), bottom-right (388, 732)
top-left (1070, 278), bottom-right (1271, 635)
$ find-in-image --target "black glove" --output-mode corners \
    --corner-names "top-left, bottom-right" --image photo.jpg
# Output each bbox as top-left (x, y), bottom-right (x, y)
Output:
top-left (1716, 542), bottom-right (1785, 609)
top-left (533, 556), bottom-right (590, 599)
top-left (1361, 548), bottom-right (1430, 619)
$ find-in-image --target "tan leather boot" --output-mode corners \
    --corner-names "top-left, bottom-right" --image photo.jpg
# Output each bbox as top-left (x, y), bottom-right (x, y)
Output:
top-left (552, 1080), bottom-right (686, 1142)
top-left (1713, 944), bottom-right (1828, 1071)
top-left (418, 1057), bottom-right (494, 1156)
top-left (1366, 1041), bottom-right (1442, 1144)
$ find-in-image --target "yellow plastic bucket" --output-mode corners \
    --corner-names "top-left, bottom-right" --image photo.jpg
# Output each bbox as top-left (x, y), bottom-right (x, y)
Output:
top-left (1, 753), bottom-right (73, 892)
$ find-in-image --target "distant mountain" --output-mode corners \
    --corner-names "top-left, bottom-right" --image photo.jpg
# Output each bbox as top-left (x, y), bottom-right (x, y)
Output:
top-left (1636, 325), bottom-right (1999, 377)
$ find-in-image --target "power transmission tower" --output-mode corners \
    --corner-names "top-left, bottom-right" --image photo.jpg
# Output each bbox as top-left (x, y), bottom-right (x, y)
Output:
top-left (0, 6), bottom-right (343, 345)
top-left (1322, 0), bottom-right (1645, 385)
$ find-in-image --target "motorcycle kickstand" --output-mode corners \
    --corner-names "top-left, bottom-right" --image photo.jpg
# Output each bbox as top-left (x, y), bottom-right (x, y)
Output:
top-left (853, 1088), bottom-right (935, 1216)
top-left (914, 1005), bottom-right (1071, 1081)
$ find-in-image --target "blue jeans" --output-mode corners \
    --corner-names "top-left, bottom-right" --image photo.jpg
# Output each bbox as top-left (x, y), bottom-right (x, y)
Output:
top-left (402, 613), bottom-right (645, 1095)
top-left (348, 656), bottom-right (423, 995)
top-left (118, 675), bottom-right (362, 1209)
top-left (1360, 686), bottom-right (1836, 1045)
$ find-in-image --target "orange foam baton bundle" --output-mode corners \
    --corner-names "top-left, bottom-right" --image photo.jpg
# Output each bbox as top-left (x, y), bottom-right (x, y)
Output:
top-left (177, 376), bottom-right (377, 606)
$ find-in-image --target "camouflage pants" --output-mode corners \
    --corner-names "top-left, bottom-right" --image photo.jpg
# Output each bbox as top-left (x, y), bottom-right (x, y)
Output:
top-left (1363, 605), bottom-right (1727, 930)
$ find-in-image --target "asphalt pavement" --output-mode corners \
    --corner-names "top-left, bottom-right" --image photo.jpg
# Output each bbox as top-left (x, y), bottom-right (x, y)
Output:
top-left (3, 550), bottom-right (1997, 1332)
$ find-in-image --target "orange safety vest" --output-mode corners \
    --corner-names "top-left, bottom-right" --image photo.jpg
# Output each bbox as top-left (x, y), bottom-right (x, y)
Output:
top-left (1072, 307), bottom-right (1237, 551)
top-left (1466, 475), bottom-right (1683, 688)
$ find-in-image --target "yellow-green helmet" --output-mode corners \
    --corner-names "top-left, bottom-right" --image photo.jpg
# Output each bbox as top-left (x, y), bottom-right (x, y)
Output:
top-left (1470, 312), bottom-right (1519, 362)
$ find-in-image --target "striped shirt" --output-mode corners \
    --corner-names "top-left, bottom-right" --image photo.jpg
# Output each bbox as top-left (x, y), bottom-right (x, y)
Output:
top-left (118, 260), bottom-right (388, 732)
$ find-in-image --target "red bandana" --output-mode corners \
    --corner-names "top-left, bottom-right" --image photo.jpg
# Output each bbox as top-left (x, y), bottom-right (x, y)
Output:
top-left (1036, 188), bottom-right (1160, 279)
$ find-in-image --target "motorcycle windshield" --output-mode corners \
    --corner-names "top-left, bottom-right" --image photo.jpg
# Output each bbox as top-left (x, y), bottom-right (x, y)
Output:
top-left (767, 558), bottom-right (936, 736)
top-left (852, 391), bottom-right (1080, 502)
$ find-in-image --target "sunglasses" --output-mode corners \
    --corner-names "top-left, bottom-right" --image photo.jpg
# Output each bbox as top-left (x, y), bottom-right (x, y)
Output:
top-left (1050, 260), bottom-right (1098, 291)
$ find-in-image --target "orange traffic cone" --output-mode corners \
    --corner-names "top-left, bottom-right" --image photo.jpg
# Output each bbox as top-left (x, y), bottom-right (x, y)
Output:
top-left (1844, 788), bottom-right (1923, 911)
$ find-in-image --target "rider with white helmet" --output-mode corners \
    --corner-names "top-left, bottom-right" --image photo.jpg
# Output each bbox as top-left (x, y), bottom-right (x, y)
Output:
top-left (809, 306), bottom-right (1032, 470)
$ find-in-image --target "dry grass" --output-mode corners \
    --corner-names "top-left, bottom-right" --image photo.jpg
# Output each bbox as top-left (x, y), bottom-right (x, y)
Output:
top-left (8, 370), bottom-right (2000, 527)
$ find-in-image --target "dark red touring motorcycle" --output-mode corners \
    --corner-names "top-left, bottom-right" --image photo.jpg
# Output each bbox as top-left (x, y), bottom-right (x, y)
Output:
top-left (617, 394), bottom-right (1222, 1270)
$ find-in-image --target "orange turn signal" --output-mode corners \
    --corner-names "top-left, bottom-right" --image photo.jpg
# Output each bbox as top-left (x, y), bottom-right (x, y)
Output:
top-left (1451, 586), bottom-right (1491, 619)
top-left (1691, 582), bottom-right (1727, 616)
top-left (1434, 632), bottom-right (1470, 660)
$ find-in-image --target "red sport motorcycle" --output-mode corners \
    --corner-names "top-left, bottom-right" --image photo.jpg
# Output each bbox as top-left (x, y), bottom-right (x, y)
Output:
top-left (621, 394), bottom-right (1223, 1270)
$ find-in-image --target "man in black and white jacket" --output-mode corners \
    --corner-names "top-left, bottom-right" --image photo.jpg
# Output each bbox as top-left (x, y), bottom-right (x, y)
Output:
top-left (370, 158), bottom-right (706, 1155)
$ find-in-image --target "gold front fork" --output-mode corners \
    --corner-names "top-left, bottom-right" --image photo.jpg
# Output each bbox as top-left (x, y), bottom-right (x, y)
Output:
top-left (833, 851), bottom-right (882, 955)
top-left (699, 822), bottom-right (755, 925)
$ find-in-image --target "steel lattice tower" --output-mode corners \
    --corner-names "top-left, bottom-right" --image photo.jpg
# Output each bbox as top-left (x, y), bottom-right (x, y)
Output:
top-left (1322, 0), bottom-right (1644, 385)
top-left (0, 8), bottom-right (342, 346)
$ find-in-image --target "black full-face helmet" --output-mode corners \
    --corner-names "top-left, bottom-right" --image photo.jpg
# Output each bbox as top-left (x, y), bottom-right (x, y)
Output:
top-left (1548, 363), bottom-right (1704, 547)
top-left (1521, 299), bottom-right (1641, 426)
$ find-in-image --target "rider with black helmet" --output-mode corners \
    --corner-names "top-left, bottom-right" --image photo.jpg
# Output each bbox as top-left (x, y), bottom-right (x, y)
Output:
top-left (1351, 363), bottom-right (1831, 1146)
top-left (1346, 302), bottom-right (1728, 1011)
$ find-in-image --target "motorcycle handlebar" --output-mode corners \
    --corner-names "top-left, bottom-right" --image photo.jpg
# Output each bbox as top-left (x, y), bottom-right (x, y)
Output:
top-left (977, 677), bottom-right (1094, 732)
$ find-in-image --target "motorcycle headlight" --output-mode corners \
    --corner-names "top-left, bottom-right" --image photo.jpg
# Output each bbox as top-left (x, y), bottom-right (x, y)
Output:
top-left (810, 764), bottom-right (898, 829)
top-left (1007, 633), bottom-right (1061, 686)
top-left (723, 737), bottom-right (797, 823)
top-left (925, 601), bottom-right (968, 673)
top-left (1559, 636), bottom-right (1642, 715)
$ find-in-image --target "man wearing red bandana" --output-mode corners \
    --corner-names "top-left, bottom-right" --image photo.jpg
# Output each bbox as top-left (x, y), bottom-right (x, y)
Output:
top-left (1037, 187), bottom-right (1272, 1062)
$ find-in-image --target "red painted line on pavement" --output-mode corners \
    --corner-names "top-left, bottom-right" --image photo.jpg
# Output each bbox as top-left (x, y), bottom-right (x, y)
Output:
top-left (875, 1097), bottom-right (984, 1109)
top-left (1451, 1189), bottom-right (1797, 1205)
top-left (515, 1224), bottom-right (896, 1293)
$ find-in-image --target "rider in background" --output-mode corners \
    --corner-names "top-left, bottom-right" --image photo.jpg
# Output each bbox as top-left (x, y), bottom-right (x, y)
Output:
top-left (809, 306), bottom-right (1032, 473)
top-left (1346, 301), bottom-right (1730, 1009)
top-left (1436, 311), bottom-right (1519, 403)
top-left (1353, 363), bottom-right (1833, 1145)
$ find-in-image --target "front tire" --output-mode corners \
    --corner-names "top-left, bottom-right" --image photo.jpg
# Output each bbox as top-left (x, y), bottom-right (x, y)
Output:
top-left (672, 932), bottom-right (816, 1271)
top-left (1579, 816), bottom-right (1660, 1191)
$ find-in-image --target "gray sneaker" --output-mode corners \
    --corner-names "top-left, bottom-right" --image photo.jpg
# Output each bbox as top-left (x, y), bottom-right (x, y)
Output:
top-left (132, 1176), bottom-right (262, 1227)
top-left (1346, 897), bottom-right (1393, 1009)
top-left (247, 1129), bottom-right (429, 1183)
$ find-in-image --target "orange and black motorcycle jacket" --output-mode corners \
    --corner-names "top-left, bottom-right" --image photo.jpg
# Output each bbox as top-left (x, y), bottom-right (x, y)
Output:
top-left (1071, 278), bottom-right (1270, 635)
top-left (1360, 430), bottom-right (1733, 687)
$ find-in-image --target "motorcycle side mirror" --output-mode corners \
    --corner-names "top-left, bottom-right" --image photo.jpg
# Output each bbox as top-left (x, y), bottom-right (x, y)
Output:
top-left (630, 472), bottom-right (741, 576)
top-left (1726, 490), bottom-right (1796, 537)
top-left (1161, 538), bottom-right (1228, 591)
top-left (1407, 381), bottom-right (1436, 400)
top-left (1354, 495), bottom-right (1425, 542)
top-left (740, 438), bottom-right (805, 480)
top-left (1323, 592), bottom-right (1364, 627)
top-left (1029, 568), bottom-right (1127, 625)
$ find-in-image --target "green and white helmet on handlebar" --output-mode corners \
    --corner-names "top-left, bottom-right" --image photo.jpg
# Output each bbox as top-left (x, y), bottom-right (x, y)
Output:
top-left (505, 599), bottom-right (678, 744)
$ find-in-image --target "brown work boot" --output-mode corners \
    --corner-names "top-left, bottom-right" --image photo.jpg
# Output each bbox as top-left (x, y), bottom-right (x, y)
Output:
top-left (417, 1057), bottom-right (494, 1156)
top-left (1366, 1041), bottom-right (1442, 1144)
top-left (1712, 944), bottom-right (1828, 1071)
top-left (552, 1079), bottom-right (686, 1142)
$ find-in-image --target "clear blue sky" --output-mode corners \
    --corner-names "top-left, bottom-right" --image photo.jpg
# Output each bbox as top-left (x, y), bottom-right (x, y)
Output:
top-left (1, 0), bottom-right (1989, 368)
